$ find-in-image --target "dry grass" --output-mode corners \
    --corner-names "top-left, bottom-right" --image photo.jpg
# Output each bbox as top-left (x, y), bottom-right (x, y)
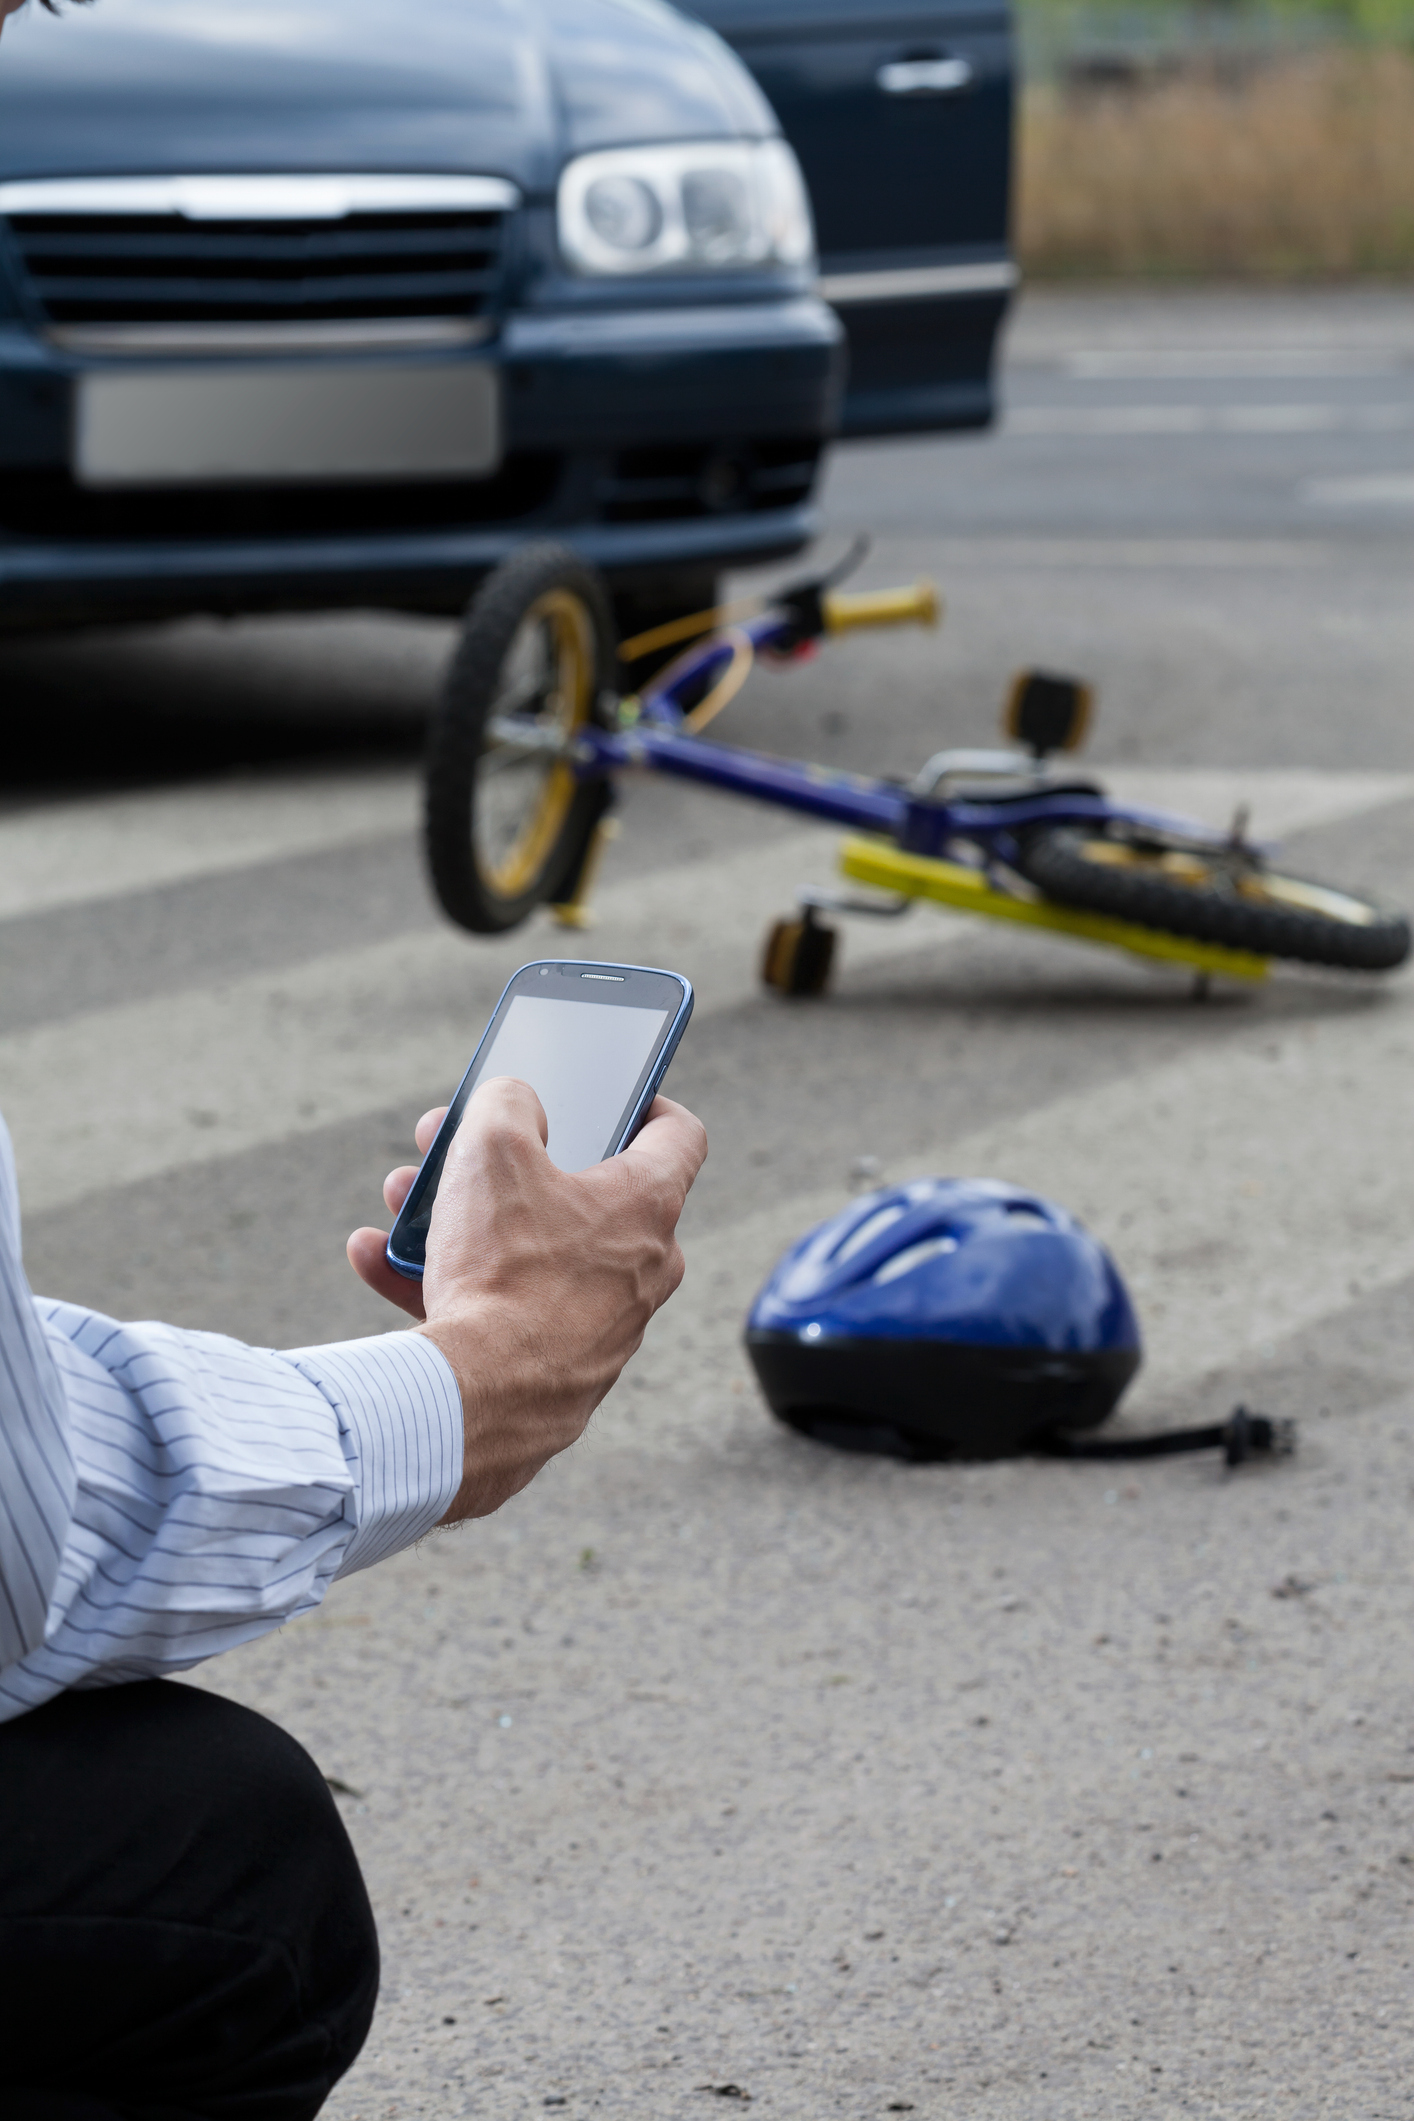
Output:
top-left (1018, 46), bottom-right (1414, 276)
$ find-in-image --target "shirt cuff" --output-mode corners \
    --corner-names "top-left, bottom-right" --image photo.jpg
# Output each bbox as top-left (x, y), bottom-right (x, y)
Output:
top-left (282, 1332), bottom-right (463, 1576)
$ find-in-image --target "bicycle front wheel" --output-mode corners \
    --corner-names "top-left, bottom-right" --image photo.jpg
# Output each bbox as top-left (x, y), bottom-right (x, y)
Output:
top-left (1016, 825), bottom-right (1410, 972)
top-left (426, 545), bottom-right (615, 934)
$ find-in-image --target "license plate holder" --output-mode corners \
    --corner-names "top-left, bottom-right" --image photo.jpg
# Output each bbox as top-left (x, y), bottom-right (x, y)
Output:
top-left (74, 359), bottom-right (502, 487)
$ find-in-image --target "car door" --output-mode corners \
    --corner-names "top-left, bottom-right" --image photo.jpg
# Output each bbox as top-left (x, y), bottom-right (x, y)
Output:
top-left (685, 0), bottom-right (1015, 436)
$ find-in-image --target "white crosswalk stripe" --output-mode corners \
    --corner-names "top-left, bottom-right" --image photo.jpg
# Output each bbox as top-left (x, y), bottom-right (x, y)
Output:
top-left (2, 771), bottom-right (1409, 1217)
top-left (0, 769), bottom-right (419, 922)
top-left (1008, 403), bottom-right (1414, 437)
top-left (1, 824), bottom-right (926, 1210)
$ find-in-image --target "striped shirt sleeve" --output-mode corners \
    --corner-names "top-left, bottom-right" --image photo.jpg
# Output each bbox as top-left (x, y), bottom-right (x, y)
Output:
top-left (284, 1333), bottom-right (464, 1575)
top-left (0, 1119), bottom-right (76, 1672)
top-left (0, 1115), bottom-right (463, 1723)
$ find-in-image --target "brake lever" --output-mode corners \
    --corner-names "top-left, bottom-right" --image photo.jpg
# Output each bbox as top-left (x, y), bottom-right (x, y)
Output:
top-left (773, 534), bottom-right (872, 646)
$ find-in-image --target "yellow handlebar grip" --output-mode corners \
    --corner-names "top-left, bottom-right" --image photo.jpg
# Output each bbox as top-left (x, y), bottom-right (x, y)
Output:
top-left (821, 580), bottom-right (942, 635)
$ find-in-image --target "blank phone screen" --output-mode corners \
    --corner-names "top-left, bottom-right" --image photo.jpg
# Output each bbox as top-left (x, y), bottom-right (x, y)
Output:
top-left (389, 968), bottom-right (687, 1275)
top-left (474, 994), bottom-right (669, 1173)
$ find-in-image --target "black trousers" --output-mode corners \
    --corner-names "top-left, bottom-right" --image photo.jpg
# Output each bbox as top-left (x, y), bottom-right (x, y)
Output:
top-left (0, 1680), bottom-right (379, 2121)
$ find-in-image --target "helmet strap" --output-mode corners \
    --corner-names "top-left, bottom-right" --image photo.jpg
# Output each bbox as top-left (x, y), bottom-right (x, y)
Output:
top-left (1044, 1404), bottom-right (1295, 1471)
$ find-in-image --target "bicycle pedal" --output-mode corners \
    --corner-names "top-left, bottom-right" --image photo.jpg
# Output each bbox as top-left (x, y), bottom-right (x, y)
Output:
top-left (1003, 670), bottom-right (1094, 757)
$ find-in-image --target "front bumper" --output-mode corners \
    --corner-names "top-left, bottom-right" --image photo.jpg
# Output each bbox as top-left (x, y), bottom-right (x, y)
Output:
top-left (0, 295), bottom-right (843, 627)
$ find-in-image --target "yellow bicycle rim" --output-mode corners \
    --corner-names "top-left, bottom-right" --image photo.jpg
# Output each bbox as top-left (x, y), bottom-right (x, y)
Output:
top-left (1071, 839), bottom-right (1382, 927)
top-left (481, 587), bottom-right (594, 899)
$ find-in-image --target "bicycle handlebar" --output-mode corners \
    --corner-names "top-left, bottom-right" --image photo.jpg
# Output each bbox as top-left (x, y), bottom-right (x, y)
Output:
top-left (821, 581), bottom-right (942, 635)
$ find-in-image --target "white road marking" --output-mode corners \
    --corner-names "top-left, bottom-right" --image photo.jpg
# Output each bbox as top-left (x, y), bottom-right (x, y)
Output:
top-left (893, 537), bottom-right (1335, 571)
top-left (1, 825), bottom-right (948, 1212)
top-left (1008, 403), bottom-right (1414, 437)
top-left (1097, 768), bottom-right (1414, 844)
top-left (1064, 350), bottom-right (1407, 380)
top-left (0, 770), bottom-right (419, 923)
top-left (1302, 474), bottom-right (1414, 510)
top-left (4, 771), bottom-right (1408, 1217)
top-left (3, 700), bottom-right (1397, 938)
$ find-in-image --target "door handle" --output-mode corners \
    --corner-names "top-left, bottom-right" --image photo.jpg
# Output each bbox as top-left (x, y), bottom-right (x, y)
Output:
top-left (877, 56), bottom-right (974, 95)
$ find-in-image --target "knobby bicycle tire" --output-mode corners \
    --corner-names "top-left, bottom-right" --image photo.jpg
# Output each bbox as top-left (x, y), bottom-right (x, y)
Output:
top-left (1016, 825), bottom-right (1410, 972)
top-left (426, 544), bottom-right (615, 934)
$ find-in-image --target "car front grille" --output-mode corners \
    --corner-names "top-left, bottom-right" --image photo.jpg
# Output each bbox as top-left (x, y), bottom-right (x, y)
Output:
top-left (0, 173), bottom-right (517, 350)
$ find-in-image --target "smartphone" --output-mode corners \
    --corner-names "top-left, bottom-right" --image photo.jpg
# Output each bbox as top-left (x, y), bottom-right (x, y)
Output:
top-left (385, 960), bottom-right (694, 1279)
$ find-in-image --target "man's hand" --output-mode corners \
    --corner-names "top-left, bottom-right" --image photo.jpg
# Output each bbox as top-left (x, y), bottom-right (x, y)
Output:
top-left (348, 1081), bottom-right (707, 1522)
top-left (346, 1106), bottom-right (451, 1327)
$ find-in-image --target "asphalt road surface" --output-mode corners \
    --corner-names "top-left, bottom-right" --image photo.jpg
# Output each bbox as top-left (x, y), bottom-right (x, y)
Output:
top-left (3, 289), bottom-right (1413, 2121)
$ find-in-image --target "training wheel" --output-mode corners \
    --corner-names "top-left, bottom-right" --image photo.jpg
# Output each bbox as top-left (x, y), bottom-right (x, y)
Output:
top-left (761, 910), bottom-right (836, 997)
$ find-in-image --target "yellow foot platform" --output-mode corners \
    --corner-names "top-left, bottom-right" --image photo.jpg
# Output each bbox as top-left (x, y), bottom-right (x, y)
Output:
top-left (837, 835), bottom-right (1270, 983)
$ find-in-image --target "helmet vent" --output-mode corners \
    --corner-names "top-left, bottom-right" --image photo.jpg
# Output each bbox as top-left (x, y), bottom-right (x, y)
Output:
top-left (832, 1202), bottom-right (908, 1265)
top-left (873, 1234), bottom-right (959, 1286)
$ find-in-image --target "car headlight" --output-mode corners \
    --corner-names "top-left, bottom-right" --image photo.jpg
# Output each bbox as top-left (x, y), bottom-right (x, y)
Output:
top-left (558, 139), bottom-right (814, 277)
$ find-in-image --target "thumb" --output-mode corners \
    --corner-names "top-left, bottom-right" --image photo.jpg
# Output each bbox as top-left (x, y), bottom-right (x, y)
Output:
top-left (456, 1075), bottom-right (551, 1155)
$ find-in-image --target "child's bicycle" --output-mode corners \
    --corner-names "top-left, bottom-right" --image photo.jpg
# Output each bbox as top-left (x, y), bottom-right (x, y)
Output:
top-left (423, 541), bottom-right (1410, 993)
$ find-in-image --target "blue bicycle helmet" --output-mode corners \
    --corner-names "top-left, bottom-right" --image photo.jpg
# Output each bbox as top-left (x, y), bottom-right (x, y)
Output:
top-left (745, 1178), bottom-right (1142, 1460)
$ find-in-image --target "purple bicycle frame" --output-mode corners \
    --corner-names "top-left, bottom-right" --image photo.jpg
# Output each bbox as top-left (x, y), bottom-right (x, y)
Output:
top-left (567, 609), bottom-right (1235, 864)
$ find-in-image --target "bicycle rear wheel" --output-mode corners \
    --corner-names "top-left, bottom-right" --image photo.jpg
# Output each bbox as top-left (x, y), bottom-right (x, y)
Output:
top-left (1016, 825), bottom-right (1410, 972)
top-left (426, 545), bottom-right (615, 934)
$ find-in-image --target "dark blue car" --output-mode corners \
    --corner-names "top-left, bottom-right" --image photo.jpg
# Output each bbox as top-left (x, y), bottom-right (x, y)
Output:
top-left (0, 0), bottom-right (1012, 637)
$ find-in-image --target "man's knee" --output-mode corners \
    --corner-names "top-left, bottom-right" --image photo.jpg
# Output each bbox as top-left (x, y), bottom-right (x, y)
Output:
top-left (0, 1682), bottom-right (379, 2118)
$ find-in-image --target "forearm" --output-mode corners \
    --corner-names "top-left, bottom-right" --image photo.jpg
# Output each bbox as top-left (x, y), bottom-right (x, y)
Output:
top-left (417, 1296), bottom-right (637, 1524)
